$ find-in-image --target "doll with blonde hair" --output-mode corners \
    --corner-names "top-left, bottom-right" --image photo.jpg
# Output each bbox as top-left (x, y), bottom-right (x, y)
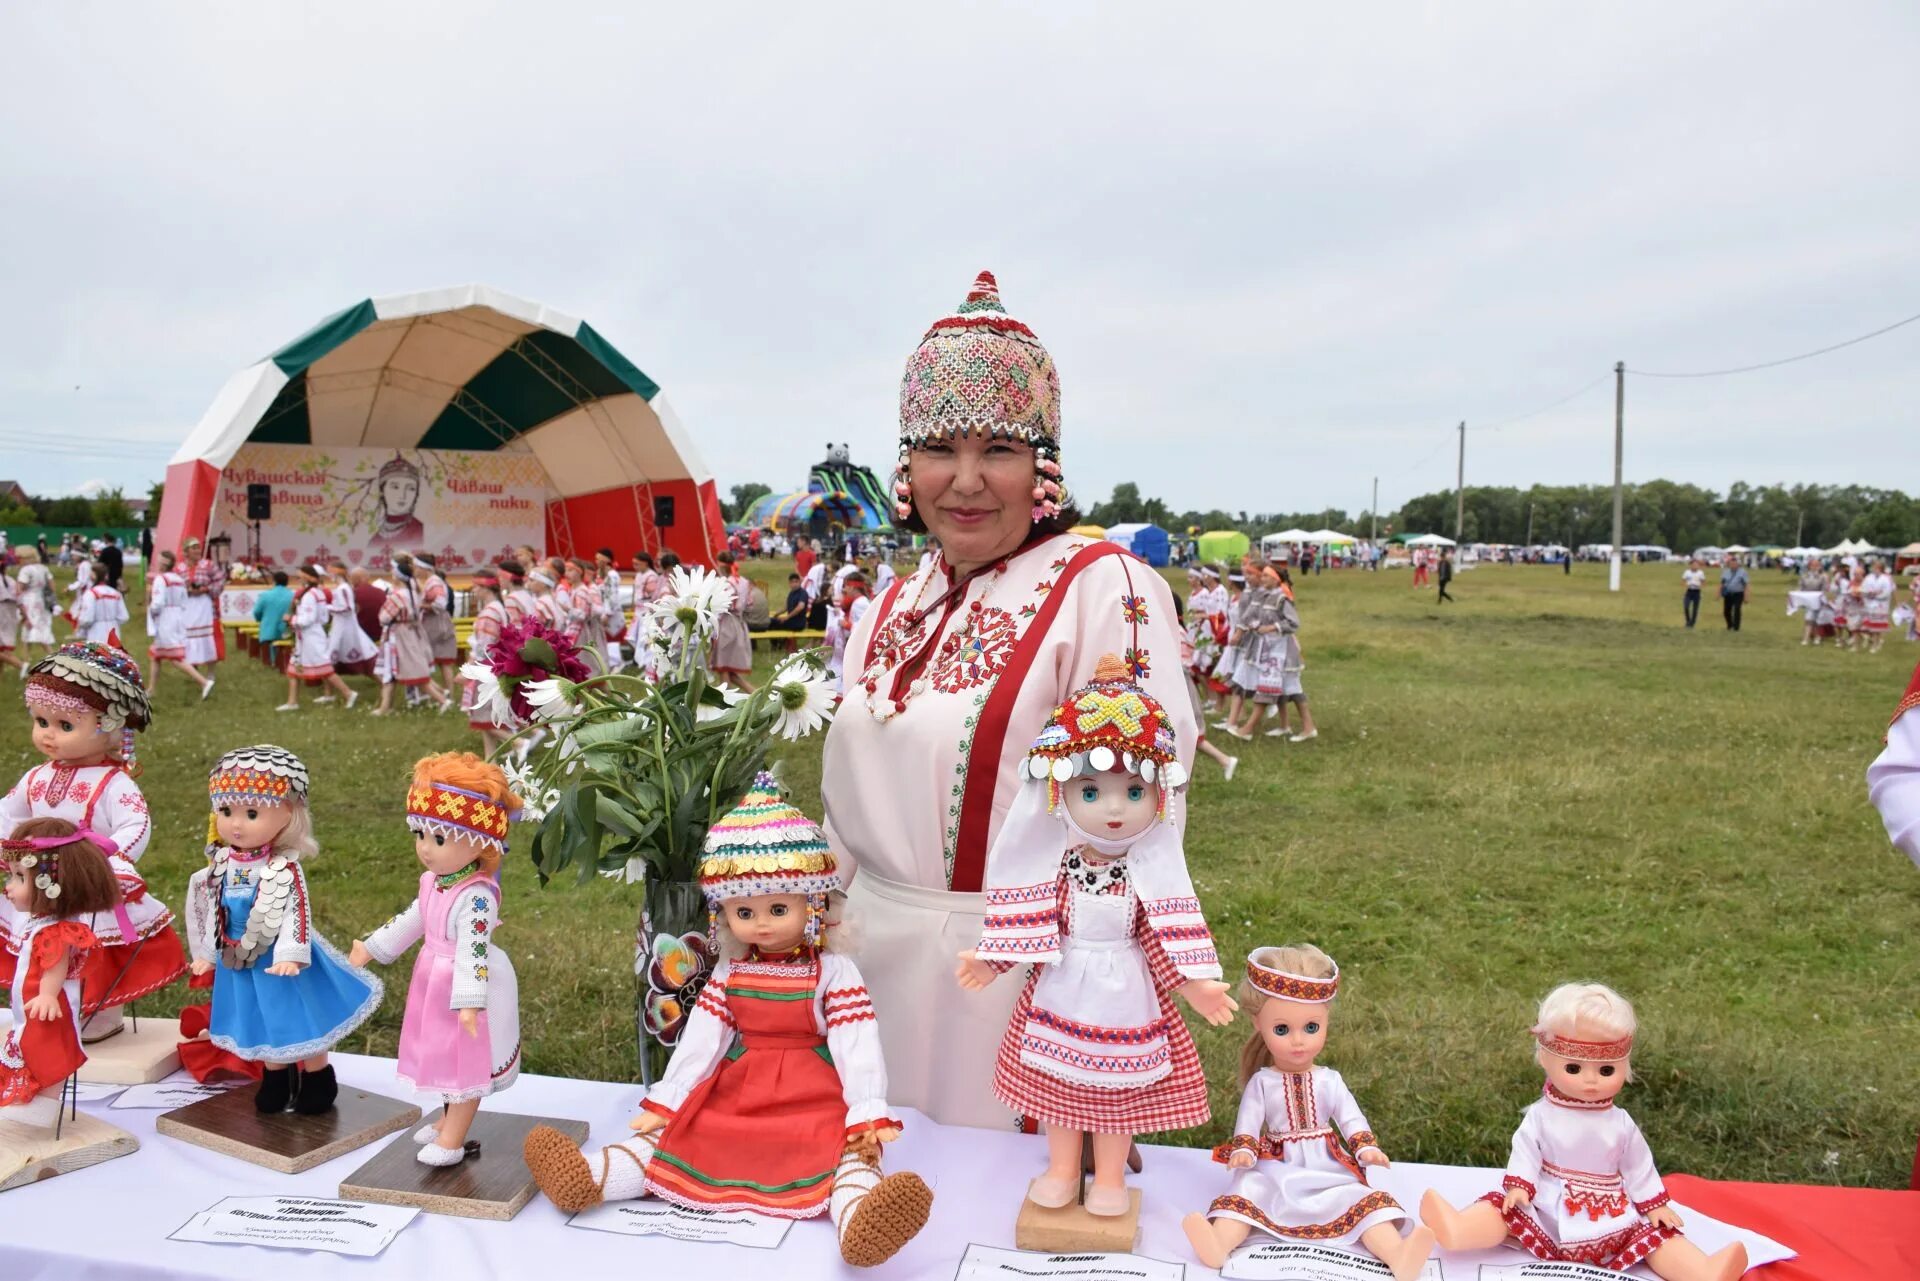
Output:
top-left (187, 746), bottom-right (382, 1116)
top-left (349, 752), bottom-right (523, 1167)
top-left (524, 774), bottom-right (932, 1268)
top-left (1420, 983), bottom-right (1747, 1280)
top-left (1183, 945), bottom-right (1433, 1279)
top-left (1, 819), bottom-right (121, 1158)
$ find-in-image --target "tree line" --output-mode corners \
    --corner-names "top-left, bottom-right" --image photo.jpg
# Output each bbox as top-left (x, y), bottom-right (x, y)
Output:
top-left (1, 485), bottom-right (140, 529)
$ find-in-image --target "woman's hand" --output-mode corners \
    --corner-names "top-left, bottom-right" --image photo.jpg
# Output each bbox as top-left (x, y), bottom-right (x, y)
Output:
top-left (1180, 978), bottom-right (1238, 1025)
top-left (189, 958), bottom-right (214, 977)
top-left (954, 951), bottom-right (998, 991)
top-left (265, 961), bottom-right (304, 977)
top-left (347, 940), bottom-right (372, 968)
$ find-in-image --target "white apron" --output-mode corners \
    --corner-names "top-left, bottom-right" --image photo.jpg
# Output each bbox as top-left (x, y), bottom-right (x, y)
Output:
top-left (1021, 887), bottom-right (1167, 1089)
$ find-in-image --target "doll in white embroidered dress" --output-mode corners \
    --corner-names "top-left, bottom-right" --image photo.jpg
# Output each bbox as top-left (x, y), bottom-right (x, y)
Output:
top-left (957, 653), bottom-right (1235, 1217)
top-left (1183, 945), bottom-right (1434, 1279)
top-left (1420, 984), bottom-right (1748, 1281)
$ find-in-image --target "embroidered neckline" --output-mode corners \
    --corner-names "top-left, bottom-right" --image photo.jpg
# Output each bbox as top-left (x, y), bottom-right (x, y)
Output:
top-left (435, 861), bottom-right (482, 890)
top-left (1544, 1081), bottom-right (1616, 1111)
top-left (747, 944), bottom-right (815, 962)
top-left (227, 845), bottom-right (273, 863)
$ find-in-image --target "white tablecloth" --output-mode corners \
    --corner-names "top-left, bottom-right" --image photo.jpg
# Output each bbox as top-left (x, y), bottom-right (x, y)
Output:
top-left (0, 1051), bottom-right (1791, 1280)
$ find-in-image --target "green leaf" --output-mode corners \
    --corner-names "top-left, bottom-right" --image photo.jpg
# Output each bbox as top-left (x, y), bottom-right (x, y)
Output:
top-left (521, 636), bottom-right (559, 670)
top-left (595, 794), bottom-right (646, 838)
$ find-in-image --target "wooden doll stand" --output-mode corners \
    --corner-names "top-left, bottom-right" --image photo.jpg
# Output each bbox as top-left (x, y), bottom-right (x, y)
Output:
top-left (156, 1082), bottom-right (420, 1174)
top-left (76, 1015), bottom-right (183, 1085)
top-left (1014, 1179), bottom-right (1143, 1252)
top-left (0, 1080), bottom-right (139, 1194)
top-left (339, 1110), bottom-right (590, 1221)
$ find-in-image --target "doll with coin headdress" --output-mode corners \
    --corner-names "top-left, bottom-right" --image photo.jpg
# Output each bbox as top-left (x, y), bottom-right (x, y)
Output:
top-left (2, 643), bottom-right (187, 1039)
top-left (186, 746), bottom-right (382, 1116)
top-left (1183, 945), bottom-right (1434, 1279)
top-left (523, 774), bottom-right (933, 1268)
top-left (1420, 983), bottom-right (1748, 1281)
top-left (956, 653), bottom-right (1236, 1218)
top-left (350, 752), bottom-right (522, 1168)
top-left (0, 819), bottom-right (121, 1142)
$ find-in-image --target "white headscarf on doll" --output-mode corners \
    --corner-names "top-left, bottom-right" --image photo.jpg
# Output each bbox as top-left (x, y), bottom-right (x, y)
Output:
top-left (973, 654), bottom-right (1219, 980)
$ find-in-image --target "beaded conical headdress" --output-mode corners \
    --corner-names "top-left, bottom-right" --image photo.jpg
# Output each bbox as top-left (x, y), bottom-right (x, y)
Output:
top-left (1023, 653), bottom-right (1188, 813)
top-left (699, 772), bottom-right (840, 945)
top-left (25, 642), bottom-right (152, 768)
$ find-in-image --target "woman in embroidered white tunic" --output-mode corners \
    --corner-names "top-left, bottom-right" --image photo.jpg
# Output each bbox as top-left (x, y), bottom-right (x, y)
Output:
top-left (280, 570), bottom-right (357, 711)
top-left (821, 272), bottom-right (1198, 1131)
top-left (1867, 659), bottom-right (1920, 866)
top-left (1421, 984), bottom-right (1747, 1281)
top-left (325, 566), bottom-right (378, 668)
top-left (17, 555), bottom-right (55, 654)
top-left (1187, 946), bottom-right (1430, 1279)
top-left (74, 573), bottom-right (129, 648)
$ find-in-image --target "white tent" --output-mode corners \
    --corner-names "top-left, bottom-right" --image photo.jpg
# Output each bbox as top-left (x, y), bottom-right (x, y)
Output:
top-left (1404, 533), bottom-right (1457, 547)
top-left (1724, 544), bottom-right (1751, 554)
top-left (1308, 528), bottom-right (1357, 544)
top-left (1267, 528), bottom-right (1313, 542)
top-left (1825, 537), bottom-right (1873, 555)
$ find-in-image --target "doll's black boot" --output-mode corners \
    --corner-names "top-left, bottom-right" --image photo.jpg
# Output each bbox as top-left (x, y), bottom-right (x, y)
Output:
top-left (254, 1065), bottom-right (295, 1113)
top-left (293, 1064), bottom-right (339, 1114)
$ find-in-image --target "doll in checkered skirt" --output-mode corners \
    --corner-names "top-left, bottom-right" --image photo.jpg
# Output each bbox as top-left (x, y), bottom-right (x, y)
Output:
top-left (956, 653), bottom-right (1236, 1217)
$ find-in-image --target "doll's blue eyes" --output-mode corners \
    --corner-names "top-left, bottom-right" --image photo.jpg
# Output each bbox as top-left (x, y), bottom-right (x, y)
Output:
top-left (1305, 1022), bottom-right (1320, 1034)
top-left (768, 904), bottom-right (788, 917)
top-left (1127, 786), bottom-right (1144, 802)
top-left (1081, 786), bottom-right (1099, 802)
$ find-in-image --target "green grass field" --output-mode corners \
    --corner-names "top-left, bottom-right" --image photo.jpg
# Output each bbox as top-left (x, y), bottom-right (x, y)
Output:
top-left (5, 560), bottom-right (1916, 1188)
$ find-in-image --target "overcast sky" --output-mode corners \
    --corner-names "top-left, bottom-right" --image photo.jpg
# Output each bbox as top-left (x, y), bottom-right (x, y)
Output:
top-left (2, 2), bottom-right (1915, 517)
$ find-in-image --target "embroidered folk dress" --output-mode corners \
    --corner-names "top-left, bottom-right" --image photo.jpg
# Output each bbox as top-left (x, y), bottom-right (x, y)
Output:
top-left (421, 574), bottom-right (460, 669)
top-left (1205, 1067), bottom-right (1410, 1244)
top-left (147, 570), bottom-right (189, 660)
top-left (187, 846), bottom-right (382, 1062)
top-left (19, 562), bottom-right (55, 646)
top-left (75, 584), bottom-right (129, 648)
top-left (378, 581), bottom-right (436, 687)
top-left (327, 581), bottom-right (378, 666)
top-left (1230, 587), bottom-right (1281, 696)
top-left (707, 575), bottom-right (752, 675)
top-left (0, 762), bottom-right (186, 1011)
top-left (820, 533), bottom-right (1198, 1129)
top-left (0, 918), bottom-right (96, 1107)
top-left (637, 949), bottom-right (899, 1217)
top-left (1479, 1084), bottom-right (1680, 1270)
top-left (287, 587), bottom-right (336, 679)
top-left (464, 600), bottom-right (511, 732)
top-left (184, 556), bottom-right (225, 666)
top-left (1867, 663), bottom-right (1920, 867)
top-left (0, 570), bottom-right (19, 651)
top-left (1863, 572), bottom-right (1895, 634)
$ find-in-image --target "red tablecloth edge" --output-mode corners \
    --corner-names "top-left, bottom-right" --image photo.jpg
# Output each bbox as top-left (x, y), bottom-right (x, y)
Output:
top-left (1665, 1171), bottom-right (1920, 1281)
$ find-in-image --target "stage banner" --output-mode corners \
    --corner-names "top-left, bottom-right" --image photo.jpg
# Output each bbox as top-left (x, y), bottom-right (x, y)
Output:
top-left (208, 443), bottom-right (548, 572)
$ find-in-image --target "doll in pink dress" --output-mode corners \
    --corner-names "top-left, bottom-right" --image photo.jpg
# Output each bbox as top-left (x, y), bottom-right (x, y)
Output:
top-left (1421, 983), bottom-right (1748, 1281)
top-left (957, 652), bottom-right (1235, 1216)
top-left (351, 752), bottom-right (521, 1167)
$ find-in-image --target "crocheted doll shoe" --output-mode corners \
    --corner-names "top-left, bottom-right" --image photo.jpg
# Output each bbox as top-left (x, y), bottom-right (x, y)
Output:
top-left (524, 1125), bottom-right (605, 1214)
top-left (839, 1170), bottom-right (934, 1268)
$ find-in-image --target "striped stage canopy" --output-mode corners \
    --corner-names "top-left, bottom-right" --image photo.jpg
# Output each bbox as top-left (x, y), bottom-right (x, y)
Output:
top-left (156, 284), bottom-right (724, 565)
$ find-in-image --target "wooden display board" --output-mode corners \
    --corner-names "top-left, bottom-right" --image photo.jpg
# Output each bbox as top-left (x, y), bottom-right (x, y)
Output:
top-left (155, 1083), bottom-right (420, 1174)
top-left (0, 1112), bottom-right (139, 1194)
top-left (76, 1016), bottom-right (183, 1085)
top-left (339, 1110), bottom-right (591, 1221)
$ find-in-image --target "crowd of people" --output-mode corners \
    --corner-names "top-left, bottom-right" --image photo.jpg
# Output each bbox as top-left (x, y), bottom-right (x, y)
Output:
top-left (1786, 556), bottom-right (1915, 650)
top-left (1180, 557), bottom-right (1322, 772)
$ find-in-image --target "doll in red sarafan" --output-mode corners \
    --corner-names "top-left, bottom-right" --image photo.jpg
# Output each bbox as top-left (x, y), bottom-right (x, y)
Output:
top-left (0, 819), bottom-right (122, 1147)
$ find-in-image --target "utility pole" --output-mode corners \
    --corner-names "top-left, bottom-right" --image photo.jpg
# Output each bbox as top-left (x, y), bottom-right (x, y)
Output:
top-left (1370, 476), bottom-right (1378, 543)
top-left (1794, 508), bottom-right (1804, 549)
top-left (1610, 361), bottom-right (1625, 592)
top-left (1525, 501), bottom-right (1535, 548)
top-left (1454, 421), bottom-right (1465, 541)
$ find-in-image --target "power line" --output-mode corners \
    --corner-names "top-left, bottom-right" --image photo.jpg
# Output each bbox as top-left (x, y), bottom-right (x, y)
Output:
top-left (1627, 306), bottom-right (1920, 379)
top-left (1473, 372), bottom-right (1612, 431)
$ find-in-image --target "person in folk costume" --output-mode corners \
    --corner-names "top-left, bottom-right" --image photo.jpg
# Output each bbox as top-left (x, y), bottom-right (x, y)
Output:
top-left (2, 645), bottom-right (188, 1040)
top-left (414, 552), bottom-right (461, 694)
top-left (497, 559), bottom-right (536, 627)
top-left (525, 566), bottom-right (568, 632)
top-left (372, 554), bottom-right (452, 716)
top-left (1797, 558), bottom-right (1829, 646)
top-left (66, 554), bottom-right (95, 617)
top-left (563, 557), bottom-right (609, 669)
top-left (707, 550), bottom-right (756, 692)
top-left (186, 746), bottom-right (383, 1115)
top-left (1183, 565), bottom-right (1227, 714)
top-left (350, 753), bottom-right (522, 1167)
top-left (72, 562), bottom-right (129, 649)
top-left (0, 819), bottom-right (123, 1164)
top-left (461, 572), bottom-right (515, 758)
top-left (1216, 562), bottom-right (1279, 742)
top-left (1861, 558), bottom-right (1895, 654)
top-left (1421, 984), bottom-right (1747, 1281)
top-left (144, 550), bottom-right (213, 696)
top-left (1184, 946), bottom-right (1434, 1279)
top-left (323, 560), bottom-right (379, 677)
top-left (1170, 589), bottom-right (1239, 781)
top-left (1867, 656), bottom-right (1920, 867)
top-left (1838, 565), bottom-right (1867, 649)
top-left (522, 775), bottom-right (935, 1268)
top-left (180, 535), bottom-right (226, 671)
top-left (278, 566), bottom-right (358, 712)
top-left (956, 654), bottom-right (1231, 1213)
top-left (820, 271), bottom-right (1199, 1131)
top-left (1257, 565), bottom-right (1318, 742)
top-left (17, 549), bottom-right (57, 662)
top-left (827, 572), bottom-right (871, 694)
top-left (594, 548), bottom-right (627, 667)
top-left (630, 551), bottom-right (672, 680)
top-left (0, 560), bottom-right (23, 678)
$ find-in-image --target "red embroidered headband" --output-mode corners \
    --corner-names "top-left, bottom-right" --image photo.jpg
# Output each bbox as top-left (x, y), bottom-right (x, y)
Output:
top-left (2, 828), bottom-right (117, 856)
top-left (1535, 1031), bottom-right (1633, 1062)
top-left (407, 782), bottom-right (511, 854)
top-left (1246, 956), bottom-right (1339, 1003)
